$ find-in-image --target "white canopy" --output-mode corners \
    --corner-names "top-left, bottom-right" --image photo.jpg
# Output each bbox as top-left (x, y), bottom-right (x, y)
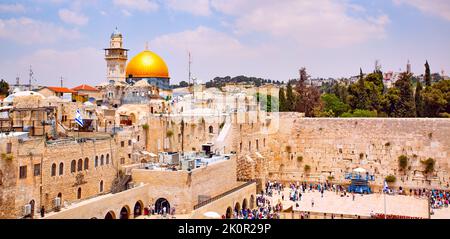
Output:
top-left (353, 167), bottom-right (367, 173)
top-left (203, 211), bottom-right (221, 219)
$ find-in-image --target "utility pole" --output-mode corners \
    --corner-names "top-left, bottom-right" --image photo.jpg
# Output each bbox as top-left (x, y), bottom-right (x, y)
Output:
top-left (60, 76), bottom-right (63, 88)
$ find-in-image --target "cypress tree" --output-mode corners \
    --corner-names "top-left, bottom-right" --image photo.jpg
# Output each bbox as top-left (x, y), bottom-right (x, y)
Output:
top-left (286, 82), bottom-right (295, 111)
top-left (425, 60), bottom-right (431, 87)
top-left (279, 87), bottom-right (286, 112)
top-left (393, 72), bottom-right (416, 117)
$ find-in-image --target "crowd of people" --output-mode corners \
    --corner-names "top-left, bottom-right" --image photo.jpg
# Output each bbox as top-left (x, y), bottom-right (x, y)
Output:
top-left (429, 189), bottom-right (450, 210)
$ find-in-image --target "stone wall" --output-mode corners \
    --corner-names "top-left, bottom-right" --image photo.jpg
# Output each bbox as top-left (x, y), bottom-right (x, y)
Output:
top-left (235, 113), bottom-right (450, 189)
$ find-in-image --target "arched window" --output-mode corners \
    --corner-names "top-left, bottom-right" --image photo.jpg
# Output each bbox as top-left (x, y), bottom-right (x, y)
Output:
top-left (100, 155), bottom-right (104, 166)
top-left (84, 157), bottom-right (89, 170)
top-left (51, 163), bottom-right (56, 176)
top-left (71, 160), bottom-right (76, 173)
top-left (59, 162), bottom-right (64, 175)
top-left (77, 159), bottom-right (83, 172)
top-left (209, 125), bottom-right (214, 134)
top-left (106, 154), bottom-right (110, 165)
top-left (95, 156), bottom-right (98, 167)
top-left (99, 180), bottom-right (104, 193)
top-left (77, 187), bottom-right (82, 199)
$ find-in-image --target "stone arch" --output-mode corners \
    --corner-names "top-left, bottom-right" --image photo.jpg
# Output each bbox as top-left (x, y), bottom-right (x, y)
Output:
top-left (225, 207), bottom-right (233, 219)
top-left (29, 199), bottom-right (35, 218)
top-left (104, 211), bottom-right (116, 219)
top-left (77, 187), bottom-right (82, 199)
top-left (250, 195), bottom-right (255, 209)
top-left (100, 155), bottom-right (104, 166)
top-left (208, 125), bottom-right (214, 134)
top-left (59, 162), bottom-right (64, 175)
top-left (70, 160), bottom-right (76, 173)
top-left (84, 157), bottom-right (89, 170)
top-left (120, 205), bottom-right (130, 219)
top-left (57, 192), bottom-right (62, 202)
top-left (51, 163), bottom-right (56, 176)
top-left (234, 202), bottom-right (241, 213)
top-left (95, 156), bottom-right (99, 167)
top-left (155, 198), bottom-right (170, 215)
top-left (134, 200), bottom-right (144, 218)
top-left (99, 180), bottom-right (104, 193)
top-left (242, 198), bottom-right (248, 210)
top-left (106, 154), bottom-right (110, 165)
top-left (77, 159), bottom-right (83, 172)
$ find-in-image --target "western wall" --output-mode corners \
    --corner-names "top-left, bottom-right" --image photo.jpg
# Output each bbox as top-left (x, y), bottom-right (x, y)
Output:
top-left (234, 113), bottom-right (450, 190)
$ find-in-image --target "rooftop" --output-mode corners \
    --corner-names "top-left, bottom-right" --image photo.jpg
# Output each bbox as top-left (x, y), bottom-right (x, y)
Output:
top-left (72, 84), bottom-right (100, 92)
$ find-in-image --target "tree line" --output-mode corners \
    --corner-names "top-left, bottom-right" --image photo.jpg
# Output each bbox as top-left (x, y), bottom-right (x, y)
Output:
top-left (278, 62), bottom-right (450, 118)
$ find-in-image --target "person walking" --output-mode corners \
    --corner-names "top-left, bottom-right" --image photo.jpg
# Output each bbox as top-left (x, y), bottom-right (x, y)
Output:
top-left (40, 206), bottom-right (45, 218)
top-left (311, 198), bottom-right (314, 207)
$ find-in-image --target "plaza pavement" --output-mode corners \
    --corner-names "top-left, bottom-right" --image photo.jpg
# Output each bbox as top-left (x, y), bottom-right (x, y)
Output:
top-left (265, 189), bottom-right (431, 218)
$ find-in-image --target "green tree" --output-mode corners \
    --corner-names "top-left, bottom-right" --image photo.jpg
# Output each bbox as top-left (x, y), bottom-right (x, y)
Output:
top-left (422, 85), bottom-right (448, 117)
top-left (391, 72), bottom-right (416, 117)
top-left (279, 87), bottom-right (286, 112)
top-left (320, 93), bottom-right (350, 117)
top-left (341, 109), bottom-right (378, 117)
top-left (424, 61), bottom-right (431, 87)
top-left (286, 82), bottom-right (295, 111)
top-left (266, 94), bottom-right (272, 112)
top-left (415, 80), bottom-right (424, 117)
top-left (0, 79), bottom-right (9, 96)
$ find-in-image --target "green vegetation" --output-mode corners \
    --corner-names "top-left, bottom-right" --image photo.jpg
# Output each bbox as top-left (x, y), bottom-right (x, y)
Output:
top-left (286, 145), bottom-right (292, 153)
top-left (297, 156), bottom-right (303, 162)
top-left (421, 158), bottom-right (435, 174)
top-left (385, 175), bottom-right (396, 183)
top-left (278, 62), bottom-right (450, 118)
top-left (304, 164), bottom-right (311, 172)
top-left (141, 124), bottom-right (149, 130)
top-left (166, 130), bottom-right (174, 138)
top-left (1, 153), bottom-right (13, 160)
top-left (398, 155), bottom-right (408, 171)
top-left (0, 79), bottom-right (9, 96)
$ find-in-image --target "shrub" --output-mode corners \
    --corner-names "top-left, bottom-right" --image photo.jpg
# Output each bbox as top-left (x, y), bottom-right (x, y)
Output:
top-left (166, 130), bottom-right (174, 138)
top-left (1, 153), bottom-right (13, 160)
top-left (327, 176), bottom-right (334, 181)
top-left (297, 156), bottom-right (303, 162)
top-left (421, 158), bottom-right (435, 174)
top-left (304, 164), bottom-right (311, 172)
top-left (398, 155), bottom-right (408, 171)
top-left (219, 122), bottom-right (225, 129)
top-left (385, 175), bottom-right (396, 183)
top-left (142, 124), bottom-right (149, 130)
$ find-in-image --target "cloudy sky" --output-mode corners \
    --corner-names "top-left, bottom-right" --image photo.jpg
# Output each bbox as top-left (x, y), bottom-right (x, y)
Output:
top-left (0, 0), bottom-right (449, 87)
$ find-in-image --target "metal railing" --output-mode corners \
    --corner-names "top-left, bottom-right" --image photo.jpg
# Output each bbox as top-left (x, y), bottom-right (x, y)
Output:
top-left (193, 180), bottom-right (256, 210)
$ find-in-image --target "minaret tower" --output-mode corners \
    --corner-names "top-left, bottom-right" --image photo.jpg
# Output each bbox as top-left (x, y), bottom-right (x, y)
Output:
top-left (104, 27), bottom-right (128, 83)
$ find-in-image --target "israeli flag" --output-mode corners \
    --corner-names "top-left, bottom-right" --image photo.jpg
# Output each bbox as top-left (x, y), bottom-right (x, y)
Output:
top-left (75, 109), bottom-right (84, 127)
top-left (383, 180), bottom-right (389, 193)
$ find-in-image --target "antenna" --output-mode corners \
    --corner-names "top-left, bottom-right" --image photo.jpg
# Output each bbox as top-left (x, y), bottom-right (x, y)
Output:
top-left (60, 76), bottom-right (63, 88)
top-left (29, 65), bottom-right (34, 91)
top-left (145, 41), bottom-right (149, 50)
top-left (188, 51), bottom-right (192, 86)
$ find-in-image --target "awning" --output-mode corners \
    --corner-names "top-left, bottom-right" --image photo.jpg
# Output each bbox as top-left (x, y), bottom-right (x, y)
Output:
top-left (141, 151), bottom-right (157, 157)
top-left (255, 152), bottom-right (264, 159)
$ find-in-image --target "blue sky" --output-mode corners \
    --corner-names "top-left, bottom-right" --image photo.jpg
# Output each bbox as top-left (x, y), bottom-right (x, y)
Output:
top-left (0, 0), bottom-right (449, 87)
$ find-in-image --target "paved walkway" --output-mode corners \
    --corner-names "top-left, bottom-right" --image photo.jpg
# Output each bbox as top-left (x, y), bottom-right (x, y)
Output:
top-left (264, 188), bottom-right (430, 218)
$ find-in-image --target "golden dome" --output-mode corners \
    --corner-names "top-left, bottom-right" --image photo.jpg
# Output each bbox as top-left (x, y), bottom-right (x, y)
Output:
top-left (126, 50), bottom-right (169, 78)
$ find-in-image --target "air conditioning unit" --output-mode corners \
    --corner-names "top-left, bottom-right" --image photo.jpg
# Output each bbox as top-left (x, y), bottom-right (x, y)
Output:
top-left (23, 204), bottom-right (31, 216)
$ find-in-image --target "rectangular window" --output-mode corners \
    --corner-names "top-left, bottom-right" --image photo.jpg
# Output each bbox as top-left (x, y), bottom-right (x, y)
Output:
top-left (121, 141), bottom-right (124, 147)
top-left (128, 140), bottom-right (131, 146)
top-left (34, 164), bottom-right (41, 176)
top-left (19, 166), bottom-right (27, 179)
top-left (120, 158), bottom-right (125, 164)
top-left (128, 154), bottom-right (131, 159)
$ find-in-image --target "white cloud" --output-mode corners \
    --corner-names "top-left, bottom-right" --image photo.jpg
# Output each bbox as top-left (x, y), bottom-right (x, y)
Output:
top-left (211, 0), bottom-right (389, 48)
top-left (113, 0), bottom-right (159, 12)
top-left (58, 8), bottom-right (89, 26)
top-left (149, 26), bottom-right (281, 83)
top-left (0, 47), bottom-right (105, 87)
top-left (0, 17), bottom-right (81, 44)
top-left (122, 9), bottom-right (132, 17)
top-left (393, 0), bottom-right (450, 21)
top-left (0, 3), bottom-right (26, 13)
top-left (166, 0), bottom-right (211, 16)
